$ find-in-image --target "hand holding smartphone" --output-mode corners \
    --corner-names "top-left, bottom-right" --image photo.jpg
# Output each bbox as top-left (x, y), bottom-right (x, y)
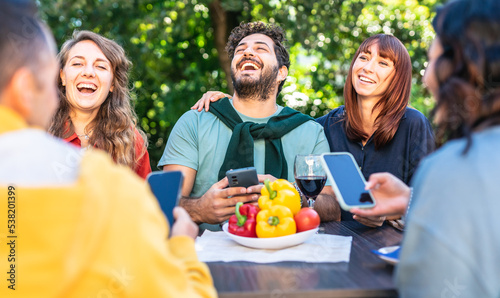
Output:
top-left (146, 171), bottom-right (184, 227)
top-left (320, 152), bottom-right (376, 211)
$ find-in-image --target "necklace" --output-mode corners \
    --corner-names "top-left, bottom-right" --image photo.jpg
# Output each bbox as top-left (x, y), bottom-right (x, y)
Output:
top-left (77, 133), bottom-right (90, 140)
top-left (77, 127), bottom-right (94, 140)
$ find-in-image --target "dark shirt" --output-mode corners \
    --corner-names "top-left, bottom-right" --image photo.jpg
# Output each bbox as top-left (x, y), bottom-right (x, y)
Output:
top-left (316, 106), bottom-right (435, 220)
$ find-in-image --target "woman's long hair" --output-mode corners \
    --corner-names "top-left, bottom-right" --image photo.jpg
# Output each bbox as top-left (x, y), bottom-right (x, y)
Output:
top-left (343, 34), bottom-right (412, 149)
top-left (49, 30), bottom-right (147, 170)
top-left (431, 0), bottom-right (500, 151)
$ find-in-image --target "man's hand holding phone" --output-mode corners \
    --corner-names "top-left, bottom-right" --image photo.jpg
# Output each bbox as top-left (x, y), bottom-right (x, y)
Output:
top-left (225, 168), bottom-right (275, 206)
top-left (188, 177), bottom-right (259, 224)
top-left (186, 169), bottom-right (276, 225)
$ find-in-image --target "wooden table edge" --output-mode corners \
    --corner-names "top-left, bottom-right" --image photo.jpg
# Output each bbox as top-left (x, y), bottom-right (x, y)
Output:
top-left (218, 288), bottom-right (398, 298)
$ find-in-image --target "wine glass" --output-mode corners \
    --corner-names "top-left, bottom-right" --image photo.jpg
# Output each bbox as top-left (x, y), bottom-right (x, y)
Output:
top-left (294, 154), bottom-right (327, 208)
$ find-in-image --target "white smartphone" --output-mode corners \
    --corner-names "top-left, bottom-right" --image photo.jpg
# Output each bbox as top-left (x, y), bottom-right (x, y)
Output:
top-left (146, 171), bottom-right (184, 227)
top-left (320, 152), bottom-right (376, 210)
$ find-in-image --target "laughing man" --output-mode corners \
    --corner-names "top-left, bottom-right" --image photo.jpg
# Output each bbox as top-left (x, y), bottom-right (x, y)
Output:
top-left (159, 22), bottom-right (340, 231)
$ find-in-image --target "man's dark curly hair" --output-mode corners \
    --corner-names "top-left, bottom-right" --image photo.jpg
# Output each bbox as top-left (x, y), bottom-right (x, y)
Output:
top-left (226, 22), bottom-right (290, 95)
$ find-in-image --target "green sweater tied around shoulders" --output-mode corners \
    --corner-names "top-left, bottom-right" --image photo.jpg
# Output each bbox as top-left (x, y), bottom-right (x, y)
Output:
top-left (209, 97), bottom-right (313, 180)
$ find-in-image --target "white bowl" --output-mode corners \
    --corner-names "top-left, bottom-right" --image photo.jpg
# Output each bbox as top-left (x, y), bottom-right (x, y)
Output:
top-left (222, 223), bottom-right (318, 249)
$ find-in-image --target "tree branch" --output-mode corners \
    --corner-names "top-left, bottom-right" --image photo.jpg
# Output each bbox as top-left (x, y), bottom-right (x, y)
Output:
top-left (209, 0), bottom-right (233, 94)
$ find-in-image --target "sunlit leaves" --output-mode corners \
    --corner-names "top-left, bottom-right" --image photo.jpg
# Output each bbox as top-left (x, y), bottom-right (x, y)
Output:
top-left (249, 0), bottom-right (441, 118)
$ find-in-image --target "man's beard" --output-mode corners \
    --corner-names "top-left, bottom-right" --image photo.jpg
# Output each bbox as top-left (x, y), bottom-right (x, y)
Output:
top-left (231, 64), bottom-right (279, 102)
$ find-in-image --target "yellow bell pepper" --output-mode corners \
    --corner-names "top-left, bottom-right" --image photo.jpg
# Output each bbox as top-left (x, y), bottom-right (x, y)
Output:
top-left (256, 205), bottom-right (296, 238)
top-left (258, 179), bottom-right (301, 215)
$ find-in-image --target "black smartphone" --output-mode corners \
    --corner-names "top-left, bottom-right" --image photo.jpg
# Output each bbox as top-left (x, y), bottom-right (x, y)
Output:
top-left (146, 171), bottom-right (184, 227)
top-left (226, 167), bottom-right (259, 188)
top-left (321, 152), bottom-right (376, 210)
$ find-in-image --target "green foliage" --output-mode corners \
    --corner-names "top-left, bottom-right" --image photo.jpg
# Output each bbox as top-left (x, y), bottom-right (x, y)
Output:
top-left (39, 0), bottom-right (227, 167)
top-left (38, 0), bottom-right (443, 167)
top-left (247, 0), bottom-right (441, 117)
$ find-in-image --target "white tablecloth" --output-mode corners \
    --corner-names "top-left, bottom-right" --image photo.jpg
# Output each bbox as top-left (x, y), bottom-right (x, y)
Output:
top-left (195, 230), bottom-right (352, 263)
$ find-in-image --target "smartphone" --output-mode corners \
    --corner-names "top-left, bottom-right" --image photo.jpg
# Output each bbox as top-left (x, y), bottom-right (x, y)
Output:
top-left (226, 167), bottom-right (259, 188)
top-left (320, 152), bottom-right (376, 210)
top-left (146, 171), bottom-right (184, 227)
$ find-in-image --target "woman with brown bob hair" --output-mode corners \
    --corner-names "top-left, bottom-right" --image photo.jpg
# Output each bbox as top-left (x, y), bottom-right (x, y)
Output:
top-left (315, 34), bottom-right (435, 224)
top-left (49, 30), bottom-right (151, 178)
top-left (350, 1), bottom-right (500, 294)
top-left (343, 34), bottom-right (414, 148)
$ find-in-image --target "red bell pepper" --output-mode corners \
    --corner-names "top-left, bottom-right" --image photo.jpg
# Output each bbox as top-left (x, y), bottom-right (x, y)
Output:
top-left (228, 202), bottom-right (259, 237)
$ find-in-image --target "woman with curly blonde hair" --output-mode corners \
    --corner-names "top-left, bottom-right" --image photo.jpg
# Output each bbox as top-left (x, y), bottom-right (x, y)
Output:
top-left (49, 30), bottom-right (151, 178)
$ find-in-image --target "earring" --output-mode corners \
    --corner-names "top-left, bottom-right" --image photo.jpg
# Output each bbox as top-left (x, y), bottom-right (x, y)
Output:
top-left (62, 81), bottom-right (66, 86)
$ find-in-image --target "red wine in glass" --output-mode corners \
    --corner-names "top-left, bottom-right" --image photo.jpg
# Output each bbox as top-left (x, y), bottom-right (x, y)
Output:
top-left (294, 154), bottom-right (326, 208)
top-left (295, 176), bottom-right (327, 200)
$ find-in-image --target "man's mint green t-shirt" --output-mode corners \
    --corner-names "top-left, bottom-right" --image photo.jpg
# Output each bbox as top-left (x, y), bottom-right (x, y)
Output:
top-left (158, 101), bottom-right (330, 197)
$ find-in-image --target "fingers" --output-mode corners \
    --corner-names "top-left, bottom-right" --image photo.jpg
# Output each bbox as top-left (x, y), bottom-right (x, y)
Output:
top-left (364, 180), bottom-right (377, 191)
top-left (247, 184), bottom-right (263, 194)
top-left (210, 179), bottom-right (258, 200)
top-left (193, 91), bottom-right (232, 112)
top-left (191, 91), bottom-right (218, 112)
top-left (365, 172), bottom-right (402, 189)
top-left (191, 101), bottom-right (201, 111)
top-left (216, 206), bottom-right (241, 222)
top-left (198, 93), bottom-right (211, 112)
top-left (205, 91), bottom-right (228, 111)
top-left (203, 92), bottom-right (214, 112)
top-left (213, 190), bottom-right (259, 207)
top-left (204, 93), bottom-right (213, 112)
top-left (350, 207), bottom-right (385, 217)
top-left (190, 100), bottom-right (198, 110)
top-left (192, 97), bottom-right (207, 111)
top-left (353, 214), bottom-right (386, 227)
top-left (365, 172), bottom-right (391, 190)
top-left (212, 196), bottom-right (258, 223)
top-left (213, 177), bottom-right (230, 189)
top-left (220, 186), bottom-right (249, 198)
top-left (216, 92), bottom-right (231, 100)
top-left (171, 207), bottom-right (198, 238)
top-left (173, 206), bottom-right (192, 221)
top-left (351, 200), bottom-right (407, 218)
top-left (228, 193), bottom-right (260, 206)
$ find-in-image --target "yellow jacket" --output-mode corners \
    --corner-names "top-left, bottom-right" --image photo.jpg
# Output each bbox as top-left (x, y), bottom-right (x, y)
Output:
top-left (0, 106), bottom-right (217, 298)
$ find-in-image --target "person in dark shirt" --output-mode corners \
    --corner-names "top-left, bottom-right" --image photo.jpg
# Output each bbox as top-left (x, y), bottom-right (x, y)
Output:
top-left (317, 34), bottom-right (434, 186)
top-left (316, 34), bottom-right (435, 225)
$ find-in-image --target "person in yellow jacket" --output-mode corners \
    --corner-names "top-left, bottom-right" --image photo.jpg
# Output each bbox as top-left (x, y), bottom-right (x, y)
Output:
top-left (0, 1), bottom-right (216, 297)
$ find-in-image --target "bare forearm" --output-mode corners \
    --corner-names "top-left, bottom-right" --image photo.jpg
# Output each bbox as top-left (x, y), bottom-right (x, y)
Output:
top-left (179, 196), bottom-right (203, 224)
